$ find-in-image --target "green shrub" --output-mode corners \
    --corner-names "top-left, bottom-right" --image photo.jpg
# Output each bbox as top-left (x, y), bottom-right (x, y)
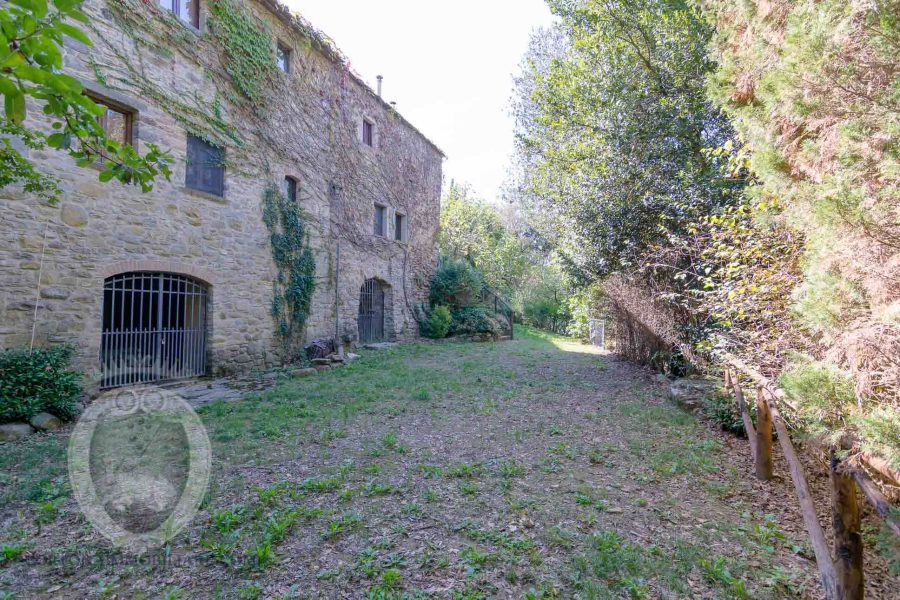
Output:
top-left (423, 305), bottom-right (452, 339)
top-left (852, 407), bottom-right (900, 471)
top-left (779, 354), bottom-right (856, 437)
top-left (703, 391), bottom-right (754, 436)
top-left (429, 257), bottom-right (482, 309)
top-left (450, 306), bottom-right (500, 335)
top-left (0, 345), bottom-right (82, 423)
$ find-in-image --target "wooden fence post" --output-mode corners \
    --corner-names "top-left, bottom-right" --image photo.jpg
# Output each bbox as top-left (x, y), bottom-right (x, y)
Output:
top-left (755, 386), bottom-right (774, 481)
top-left (767, 395), bottom-right (838, 599)
top-left (830, 451), bottom-right (864, 600)
top-left (729, 373), bottom-right (757, 459)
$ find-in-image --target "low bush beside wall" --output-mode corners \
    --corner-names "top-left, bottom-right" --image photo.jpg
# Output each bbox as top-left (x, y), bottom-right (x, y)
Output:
top-left (0, 345), bottom-right (83, 423)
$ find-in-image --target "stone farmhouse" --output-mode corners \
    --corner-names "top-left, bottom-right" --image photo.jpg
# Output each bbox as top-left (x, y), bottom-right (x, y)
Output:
top-left (0, 0), bottom-right (444, 389)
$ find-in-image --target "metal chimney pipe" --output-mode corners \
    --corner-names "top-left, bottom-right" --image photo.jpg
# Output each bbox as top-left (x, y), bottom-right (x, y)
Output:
top-left (376, 75), bottom-right (383, 97)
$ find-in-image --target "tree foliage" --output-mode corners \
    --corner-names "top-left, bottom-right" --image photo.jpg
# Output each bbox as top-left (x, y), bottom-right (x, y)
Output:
top-left (0, 0), bottom-right (172, 202)
top-left (439, 183), bottom-right (528, 297)
top-left (513, 0), bottom-right (737, 278)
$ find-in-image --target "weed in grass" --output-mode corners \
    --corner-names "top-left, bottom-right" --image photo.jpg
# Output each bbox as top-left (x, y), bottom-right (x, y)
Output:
top-left (299, 477), bottom-right (341, 493)
top-left (237, 583), bottom-right (263, 600)
top-left (546, 525), bottom-right (576, 549)
top-left (322, 512), bottom-right (363, 540)
top-left (417, 464), bottom-right (443, 479)
top-left (250, 539), bottom-right (275, 571)
top-left (0, 543), bottom-right (25, 564)
top-left (460, 545), bottom-right (495, 575)
top-left (382, 432), bottom-right (399, 450)
top-left (575, 491), bottom-right (593, 506)
top-left (422, 487), bottom-right (439, 503)
top-left (459, 481), bottom-right (478, 497)
top-left (498, 459), bottom-right (525, 478)
top-left (419, 542), bottom-right (450, 573)
top-left (699, 556), bottom-right (749, 599)
top-left (412, 387), bottom-right (431, 401)
top-left (479, 399), bottom-right (498, 415)
top-left (162, 587), bottom-right (184, 600)
top-left (401, 502), bottom-right (422, 518)
top-left (364, 463), bottom-right (383, 475)
top-left (365, 481), bottom-right (395, 496)
top-left (212, 505), bottom-right (246, 533)
top-left (375, 537), bottom-right (396, 550)
top-left (320, 427), bottom-right (348, 444)
top-left (446, 462), bottom-right (482, 479)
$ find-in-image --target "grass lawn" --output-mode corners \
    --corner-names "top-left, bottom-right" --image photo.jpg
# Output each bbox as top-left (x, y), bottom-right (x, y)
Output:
top-left (0, 327), bottom-right (839, 598)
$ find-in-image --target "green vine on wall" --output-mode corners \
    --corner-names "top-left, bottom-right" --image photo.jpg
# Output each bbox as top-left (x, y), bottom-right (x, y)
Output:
top-left (207, 0), bottom-right (277, 106)
top-left (262, 184), bottom-right (316, 358)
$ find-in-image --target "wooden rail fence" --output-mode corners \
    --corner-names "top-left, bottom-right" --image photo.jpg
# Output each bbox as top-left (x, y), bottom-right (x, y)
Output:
top-left (721, 356), bottom-right (899, 600)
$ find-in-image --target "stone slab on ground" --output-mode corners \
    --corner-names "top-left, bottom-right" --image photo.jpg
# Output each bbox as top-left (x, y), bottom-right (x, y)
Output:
top-left (158, 374), bottom-right (279, 408)
top-left (363, 342), bottom-right (398, 350)
top-left (0, 423), bottom-right (35, 442)
top-left (668, 377), bottom-right (719, 413)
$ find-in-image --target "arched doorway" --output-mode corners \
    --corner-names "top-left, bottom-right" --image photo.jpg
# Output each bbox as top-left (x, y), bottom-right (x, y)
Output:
top-left (358, 278), bottom-right (386, 343)
top-left (101, 272), bottom-right (209, 388)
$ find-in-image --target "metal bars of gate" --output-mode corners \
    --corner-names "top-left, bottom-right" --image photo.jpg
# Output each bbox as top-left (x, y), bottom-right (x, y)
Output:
top-left (100, 272), bottom-right (208, 388)
top-left (358, 278), bottom-right (384, 344)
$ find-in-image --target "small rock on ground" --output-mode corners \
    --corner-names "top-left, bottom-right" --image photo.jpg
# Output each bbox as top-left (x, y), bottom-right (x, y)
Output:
top-left (29, 412), bottom-right (62, 431)
top-left (0, 423), bottom-right (35, 442)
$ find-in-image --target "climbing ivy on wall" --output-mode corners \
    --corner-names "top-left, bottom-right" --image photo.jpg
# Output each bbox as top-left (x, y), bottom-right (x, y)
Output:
top-left (262, 184), bottom-right (316, 358)
top-left (207, 0), bottom-right (277, 105)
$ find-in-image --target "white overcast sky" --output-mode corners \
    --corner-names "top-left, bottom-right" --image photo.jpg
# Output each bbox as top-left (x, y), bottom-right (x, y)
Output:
top-left (285, 0), bottom-right (556, 202)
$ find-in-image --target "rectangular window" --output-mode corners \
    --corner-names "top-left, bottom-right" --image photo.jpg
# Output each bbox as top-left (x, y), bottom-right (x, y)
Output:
top-left (276, 43), bottom-right (291, 73)
top-left (394, 212), bottom-right (406, 242)
top-left (185, 134), bottom-right (225, 197)
top-left (284, 176), bottom-right (297, 202)
top-left (159, 0), bottom-right (199, 28)
top-left (362, 119), bottom-right (374, 147)
top-left (86, 94), bottom-right (135, 163)
top-left (373, 204), bottom-right (386, 237)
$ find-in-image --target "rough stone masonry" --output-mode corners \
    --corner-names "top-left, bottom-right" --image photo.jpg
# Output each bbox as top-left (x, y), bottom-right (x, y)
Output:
top-left (0, 0), bottom-right (444, 389)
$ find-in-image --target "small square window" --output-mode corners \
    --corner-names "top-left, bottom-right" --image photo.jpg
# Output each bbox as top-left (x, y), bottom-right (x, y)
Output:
top-left (394, 213), bottom-right (406, 242)
top-left (284, 176), bottom-right (298, 202)
top-left (159, 0), bottom-right (199, 28)
top-left (374, 204), bottom-right (386, 237)
top-left (362, 119), bottom-right (374, 147)
top-left (276, 43), bottom-right (291, 73)
top-left (186, 134), bottom-right (225, 197)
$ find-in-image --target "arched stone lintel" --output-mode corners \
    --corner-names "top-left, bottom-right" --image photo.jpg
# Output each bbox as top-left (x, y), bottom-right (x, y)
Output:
top-left (99, 260), bottom-right (218, 287)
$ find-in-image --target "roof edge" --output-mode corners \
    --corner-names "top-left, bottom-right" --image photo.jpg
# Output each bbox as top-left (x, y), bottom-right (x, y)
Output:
top-left (257, 0), bottom-right (446, 158)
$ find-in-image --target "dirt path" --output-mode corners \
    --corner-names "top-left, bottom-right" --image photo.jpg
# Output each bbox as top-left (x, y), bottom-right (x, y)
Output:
top-left (1, 328), bottom-right (896, 598)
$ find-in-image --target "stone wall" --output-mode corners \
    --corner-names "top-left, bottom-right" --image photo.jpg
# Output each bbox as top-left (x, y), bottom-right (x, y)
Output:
top-left (0, 0), bottom-right (443, 387)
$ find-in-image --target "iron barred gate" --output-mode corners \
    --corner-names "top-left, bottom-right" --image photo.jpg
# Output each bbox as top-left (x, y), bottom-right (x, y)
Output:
top-left (358, 278), bottom-right (385, 343)
top-left (101, 272), bottom-right (208, 388)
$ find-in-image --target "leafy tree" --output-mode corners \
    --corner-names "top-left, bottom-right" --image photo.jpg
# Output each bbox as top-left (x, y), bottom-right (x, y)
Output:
top-left (0, 0), bottom-right (172, 202)
top-left (439, 183), bottom-right (529, 296)
top-left (512, 0), bottom-right (738, 278)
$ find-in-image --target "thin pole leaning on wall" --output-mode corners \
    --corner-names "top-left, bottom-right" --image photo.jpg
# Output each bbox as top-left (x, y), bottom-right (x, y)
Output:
top-left (30, 221), bottom-right (49, 351)
top-left (334, 241), bottom-right (341, 345)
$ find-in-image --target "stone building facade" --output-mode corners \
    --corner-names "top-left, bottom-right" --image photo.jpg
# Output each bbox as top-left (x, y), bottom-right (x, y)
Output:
top-left (0, 0), bottom-right (443, 388)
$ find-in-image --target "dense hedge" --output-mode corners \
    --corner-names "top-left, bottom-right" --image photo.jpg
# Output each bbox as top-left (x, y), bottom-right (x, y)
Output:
top-left (0, 345), bottom-right (83, 423)
top-left (425, 257), bottom-right (506, 338)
